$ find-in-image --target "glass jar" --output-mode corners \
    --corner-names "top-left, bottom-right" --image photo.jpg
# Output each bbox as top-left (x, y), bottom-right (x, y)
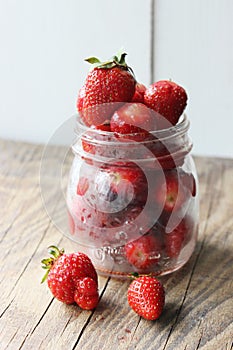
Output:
top-left (66, 112), bottom-right (199, 278)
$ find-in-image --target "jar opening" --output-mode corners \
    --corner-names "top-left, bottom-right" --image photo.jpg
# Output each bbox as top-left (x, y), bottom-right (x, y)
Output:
top-left (75, 113), bottom-right (190, 142)
top-left (72, 112), bottom-right (192, 168)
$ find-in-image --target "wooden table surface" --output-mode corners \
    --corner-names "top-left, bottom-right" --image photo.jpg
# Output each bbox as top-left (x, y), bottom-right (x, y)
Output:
top-left (0, 138), bottom-right (232, 350)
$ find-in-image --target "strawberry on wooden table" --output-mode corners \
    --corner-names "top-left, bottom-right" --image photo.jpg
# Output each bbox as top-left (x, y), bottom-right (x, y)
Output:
top-left (77, 51), bottom-right (136, 126)
top-left (128, 275), bottom-right (165, 320)
top-left (74, 277), bottom-right (99, 310)
top-left (41, 246), bottom-right (99, 310)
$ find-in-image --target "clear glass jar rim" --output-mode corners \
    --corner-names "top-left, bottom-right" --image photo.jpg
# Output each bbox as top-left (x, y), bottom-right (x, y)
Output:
top-left (74, 113), bottom-right (190, 143)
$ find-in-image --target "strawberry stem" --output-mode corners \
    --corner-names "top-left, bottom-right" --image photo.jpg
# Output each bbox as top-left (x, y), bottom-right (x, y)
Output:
top-left (128, 272), bottom-right (156, 280)
top-left (128, 272), bottom-right (140, 280)
top-left (41, 245), bottom-right (64, 284)
top-left (85, 51), bottom-right (135, 78)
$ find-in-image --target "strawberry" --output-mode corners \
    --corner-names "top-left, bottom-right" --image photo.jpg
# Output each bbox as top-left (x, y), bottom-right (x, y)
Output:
top-left (153, 169), bottom-right (191, 213)
top-left (144, 80), bottom-right (188, 126)
top-left (81, 126), bottom-right (110, 156)
top-left (164, 217), bottom-right (193, 258)
top-left (77, 51), bottom-right (136, 126)
top-left (124, 234), bottom-right (163, 270)
top-left (41, 246), bottom-right (99, 309)
top-left (110, 102), bottom-right (156, 138)
top-left (132, 83), bottom-right (146, 103)
top-left (127, 276), bottom-right (165, 320)
top-left (94, 121), bottom-right (111, 132)
top-left (77, 176), bottom-right (89, 196)
top-left (95, 163), bottom-right (148, 205)
top-left (74, 277), bottom-right (99, 310)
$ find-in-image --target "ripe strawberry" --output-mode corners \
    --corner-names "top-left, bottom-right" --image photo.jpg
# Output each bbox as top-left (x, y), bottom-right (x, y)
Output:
top-left (77, 176), bottom-right (89, 196)
top-left (144, 80), bottom-right (188, 126)
top-left (164, 217), bottom-right (192, 258)
top-left (110, 102), bottom-right (156, 138)
top-left (41, 246), bottom-right (99, 309)
top-left (94, 121), bottom-right (111, 132)
top-left (74, 277), bottom-right (99, 310)
top-left (95, 163), bottom-right (148, 205)
top-left (153, 169), bottom-right (190, 213)
top-left (124, 234), bottom-right (163, 270)
top-left (77, 52), bottom-right (136, 126)
top-left (132, 83), bottom-right (146, 103)
top-left (127, 276), bottom-right (165, 320)
top-left (81, 126), bottom-right (111, 156)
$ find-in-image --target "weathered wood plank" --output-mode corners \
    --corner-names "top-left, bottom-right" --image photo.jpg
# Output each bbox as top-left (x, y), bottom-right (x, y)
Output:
top-left (0, 140), bottom-right (232, 350)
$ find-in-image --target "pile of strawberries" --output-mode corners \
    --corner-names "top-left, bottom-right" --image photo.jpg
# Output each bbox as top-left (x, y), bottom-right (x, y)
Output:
top-left (42, 51), bottom-right (197, 321)
top-left (66, 50), bottom-right (197, 275)
top-left (77, 51), bottom-right (187, 131)
top-left (41, 246), bottom-right (165, 321)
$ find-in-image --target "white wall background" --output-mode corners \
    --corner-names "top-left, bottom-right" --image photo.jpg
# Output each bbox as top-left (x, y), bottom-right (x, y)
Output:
top-left (0, 0), bottom-right (233, 158)
top-left (0, 0), bottom-right (151, 145)
top-left (153, 0), bottom-right (233, 158)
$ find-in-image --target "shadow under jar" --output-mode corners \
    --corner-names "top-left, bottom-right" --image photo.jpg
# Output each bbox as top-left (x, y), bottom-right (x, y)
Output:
top-left (66, 113), bottom-right (199, 279)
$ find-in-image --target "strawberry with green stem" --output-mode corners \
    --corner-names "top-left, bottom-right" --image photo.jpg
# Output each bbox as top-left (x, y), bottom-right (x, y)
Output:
top-left (41, 246), bottom-right (99, 310)
top-left (77, 51), bottom-right (136, 126)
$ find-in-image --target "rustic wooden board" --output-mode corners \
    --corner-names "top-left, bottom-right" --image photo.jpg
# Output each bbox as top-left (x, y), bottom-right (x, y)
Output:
top-left (0, 139), bottom-right (232, 350)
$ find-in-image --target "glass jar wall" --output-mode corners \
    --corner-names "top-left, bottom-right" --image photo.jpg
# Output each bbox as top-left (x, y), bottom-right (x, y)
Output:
top-left (66, 113), bottom-right (199, 278)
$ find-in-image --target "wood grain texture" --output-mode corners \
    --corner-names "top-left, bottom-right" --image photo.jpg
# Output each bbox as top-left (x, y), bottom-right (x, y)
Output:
top-left (0, 139), bottom-right (232, 350)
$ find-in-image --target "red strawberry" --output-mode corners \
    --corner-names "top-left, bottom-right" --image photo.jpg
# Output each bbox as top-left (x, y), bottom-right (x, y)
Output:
top-left (77, 176), bottom-right (89, 196)
top-left (110, 102), bottom-right (156, 138)
top-left (77, 86), bottom-right (85, 111)
top-left (81, 127), bottom-right (110, 156)
top-left (181, 172), bottom-right (197, 197)
top-left (124, 234), bottom-right (163, 270)
top-left (41, 246), bottom-right (99, 309)
top-left (164, 217), bottom-right (192, 258)
top-left (94, 121), bottom-right (111, 132)
top-left (77, 52), bottom-right (136, 126)
top-left (95, 163), bottom-right (148, 205)
top-left (127, 276), bottom-right (165, 320)
top-left (144, 80), bottom-right (188, 126)
top-left (74, 277), bottom-right (99, 310)
top-left (132, 83), bottom-right (146, 103)
top-left (153, 169), bottom-right (190, 213)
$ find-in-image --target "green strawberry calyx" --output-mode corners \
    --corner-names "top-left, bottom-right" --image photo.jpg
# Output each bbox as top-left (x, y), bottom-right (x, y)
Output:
top-left (41, 245), bottom-right (64, 283)
top-left (128, 272), bottom-right (156, 280)
top-left (85, 49), bottom-right (135, 76)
